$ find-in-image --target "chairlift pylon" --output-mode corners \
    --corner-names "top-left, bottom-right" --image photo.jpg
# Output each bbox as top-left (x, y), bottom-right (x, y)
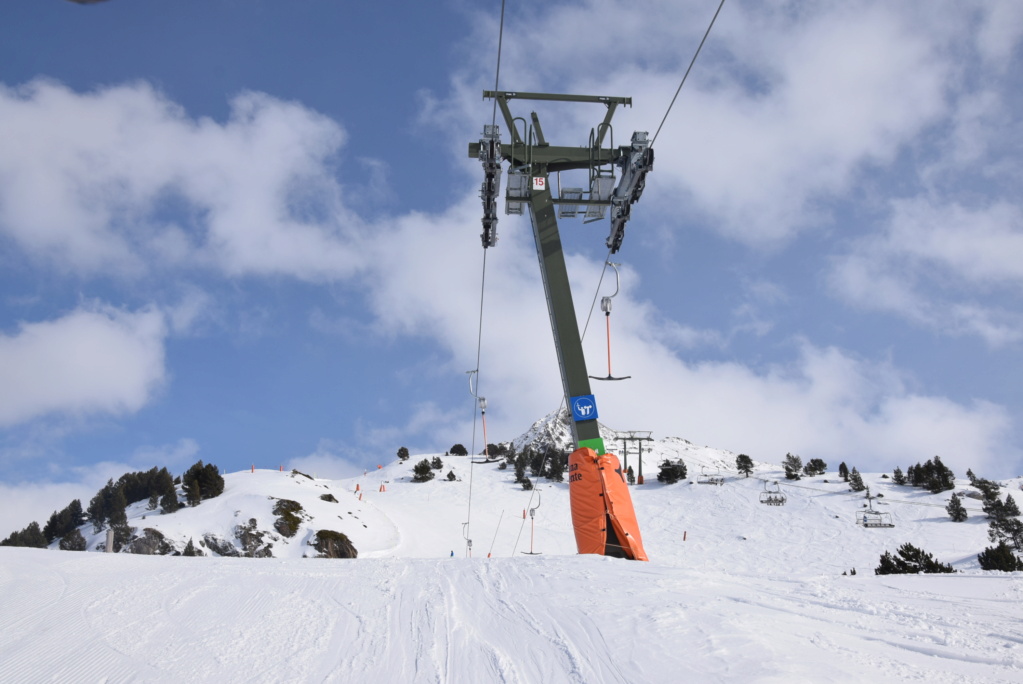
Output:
top-left (590, 261), bottom-right (632, 382)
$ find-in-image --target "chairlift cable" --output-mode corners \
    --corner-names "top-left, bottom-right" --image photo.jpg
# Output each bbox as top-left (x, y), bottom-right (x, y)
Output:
top-left (466, 1), bottom-right (508, 557)
top-left (491, 0), bottom-right (507, 128)
top-left (463, 249), bottom-right (491, 557)
top-left (650, 0), bottom-right (727, 147)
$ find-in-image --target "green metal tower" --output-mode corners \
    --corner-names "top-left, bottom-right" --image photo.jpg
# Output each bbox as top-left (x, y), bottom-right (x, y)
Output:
top-left (469, 91), bottom-right (653, 454)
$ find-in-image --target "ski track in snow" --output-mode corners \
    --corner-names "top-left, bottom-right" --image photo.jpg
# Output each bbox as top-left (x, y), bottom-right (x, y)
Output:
top-left (2, 446), bottom-right (1023, 683)
top-left (1, 550), bottom-right (1021, 683)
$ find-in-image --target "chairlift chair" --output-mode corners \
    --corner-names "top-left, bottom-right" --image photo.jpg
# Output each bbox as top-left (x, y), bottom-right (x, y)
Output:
top-left (697, 466), bottom-right (725, 486)
top-left (759, 480), bottom-right (786, 506)
top-left (856, 510), bottom-right (894, 528)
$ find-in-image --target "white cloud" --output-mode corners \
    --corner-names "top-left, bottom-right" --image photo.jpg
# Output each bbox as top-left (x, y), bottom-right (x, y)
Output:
top-left (0, 304), bottom-right (168, 427)
top-left (288, 439), bottom-right (373, 481)
top-left (0, 80), bottom-right (362, 282)
top-left (830, 198), bottom-right (1023, 344)
top-left (0, 458), bottom-right (138, 539)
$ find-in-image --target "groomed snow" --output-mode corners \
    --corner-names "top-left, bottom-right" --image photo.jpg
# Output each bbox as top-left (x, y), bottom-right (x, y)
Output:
top-left (2, 436), bottom-right (1022, 683)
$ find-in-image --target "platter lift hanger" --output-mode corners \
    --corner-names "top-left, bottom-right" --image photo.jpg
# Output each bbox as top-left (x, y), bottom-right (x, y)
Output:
top-left (590, 261), bottom-right (631, 382)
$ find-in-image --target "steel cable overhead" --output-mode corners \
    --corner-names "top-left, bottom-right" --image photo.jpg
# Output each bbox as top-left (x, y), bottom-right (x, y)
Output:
top-left (464, 0), bottom-right (508, 558)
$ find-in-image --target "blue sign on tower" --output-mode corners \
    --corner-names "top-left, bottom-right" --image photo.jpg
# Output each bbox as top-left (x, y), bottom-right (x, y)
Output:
top-left (571, 394), bottom-right (598, 422)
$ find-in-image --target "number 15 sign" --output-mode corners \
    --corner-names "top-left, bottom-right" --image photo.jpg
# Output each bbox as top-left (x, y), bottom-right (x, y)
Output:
top-left (532, 177), bottom-right (546, 191)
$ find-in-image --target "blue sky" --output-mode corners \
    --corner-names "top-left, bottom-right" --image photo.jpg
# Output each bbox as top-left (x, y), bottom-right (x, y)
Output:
top-left (2, 0), bottom-right (1022, 534)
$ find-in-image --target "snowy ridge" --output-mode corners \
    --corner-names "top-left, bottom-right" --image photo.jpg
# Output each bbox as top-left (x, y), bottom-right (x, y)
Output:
top-left (3, 421), bottom-right (1023, 682)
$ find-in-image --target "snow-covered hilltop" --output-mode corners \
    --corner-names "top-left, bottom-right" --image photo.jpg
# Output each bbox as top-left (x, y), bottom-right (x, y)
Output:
top-left (2, 412), bottom-right (1023, 683)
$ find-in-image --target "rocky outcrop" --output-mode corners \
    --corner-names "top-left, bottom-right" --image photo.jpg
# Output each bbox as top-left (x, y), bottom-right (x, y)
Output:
top-left (234, 518), bottom-right (274, 558)
top-left (124, 528), bottom-right (175, 555)
top-left (311, 530), bottom-right (357, 559)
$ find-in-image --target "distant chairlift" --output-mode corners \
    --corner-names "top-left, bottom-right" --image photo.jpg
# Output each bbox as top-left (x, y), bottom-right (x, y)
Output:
top-left (697, 466), bottom-right (725, 486)
top-left (856, 487), bottom-right (894, 528)
top-left (759, 480), bottom-right (787, 506)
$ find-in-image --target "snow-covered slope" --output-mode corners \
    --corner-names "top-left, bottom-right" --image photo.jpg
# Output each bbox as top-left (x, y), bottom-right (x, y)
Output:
top-left (2, 416), bottom-right (1023, 683)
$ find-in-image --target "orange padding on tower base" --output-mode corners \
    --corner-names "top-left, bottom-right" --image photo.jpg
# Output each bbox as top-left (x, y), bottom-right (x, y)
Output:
top-left (568, 447), bottom-right (648, 561)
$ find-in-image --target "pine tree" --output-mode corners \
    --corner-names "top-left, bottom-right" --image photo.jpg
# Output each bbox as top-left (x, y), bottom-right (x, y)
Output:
top-left (803, 458), bottom-right (827, 477)
top-left (875, 543), bottom-right (955, 575)
top-left (431, 456), bottom-right (443, 470)
top-left (946, 493), bottom-right (968, 522)
top-left (182, 538), bottom-right (200, 557)
top-left (397, 446), bottom-right (410, 461)
top-left (182, 460), bottom-right (225, 506)
top-left (514, 452), bottom-right (528, 484)
top-left (838, 462), bottom-right (849, 482)
top-left (59, 528), bottom-right (87, 551)
top-left (848, 468), bottom-right (866, 492)
top-left (446, 470), bottom-right (457, 481)
top-left (10, 522), bottom-right (48, 548)
top-left (735, 454), bottom-right (754, 478)
top-left (521, 477), bottom-right (533, 491)
top-left (783, 453), bottom-right (802, 480)
top-left (657, 459), bottom-right (687, 485)
top-left (546, 453), bottom-right (565, 482)
top-left (927, 456), bottom-right (955, 493)
top-left (977, 541), bottom-right (1023, 571)
top-left (892, 466), bottom-right (906, 485)
top-left (1004, 494), bottom-right (1021, 517)
top-left (449, 444), bottom-right (468, 457)
top-left (412, 459), bottom-right (435, 483)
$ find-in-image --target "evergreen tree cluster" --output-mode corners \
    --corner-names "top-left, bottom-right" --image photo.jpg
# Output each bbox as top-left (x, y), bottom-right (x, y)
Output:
top-left (891, 466), bottom-right (906, 485)
top-left (977, 541), bottom-right (1023, 571)
top-left (905, 456), bottom-right (955, 493)
top-left (875, 543), bottom-right (955, 575)
top-left (838, 462), bottom-right (850, 482)
top-left (87, 479), bottom-right (130, 533)
top-left (430, 456), bottom-right (444, 470)
top-left (1, 521), bottom-right (48, 548)
top-left (967, 470), bottom-right (1023, 569)
top-left (483, 443), bottom-right (509, 460)
top-left (396, 446), bottom-right (410, 462)
top-left (181, 461), bottom-right (225, 506)
top-left (412, 459), bottom-right (435, 482)
top-left (802, 458), bottom-right (827, 477)
top-left (657, 459), bottom-right (688, 485)
top-left (43, 499), bottom-right (84, 544)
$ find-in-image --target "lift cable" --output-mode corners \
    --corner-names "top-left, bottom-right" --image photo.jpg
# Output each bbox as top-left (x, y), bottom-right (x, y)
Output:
top-left (491, 0), bottom-right (507, 128)
top-left (465, 0), bottom-right (508, 558)
top-left (650, 0), bottom-right (727, 148)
